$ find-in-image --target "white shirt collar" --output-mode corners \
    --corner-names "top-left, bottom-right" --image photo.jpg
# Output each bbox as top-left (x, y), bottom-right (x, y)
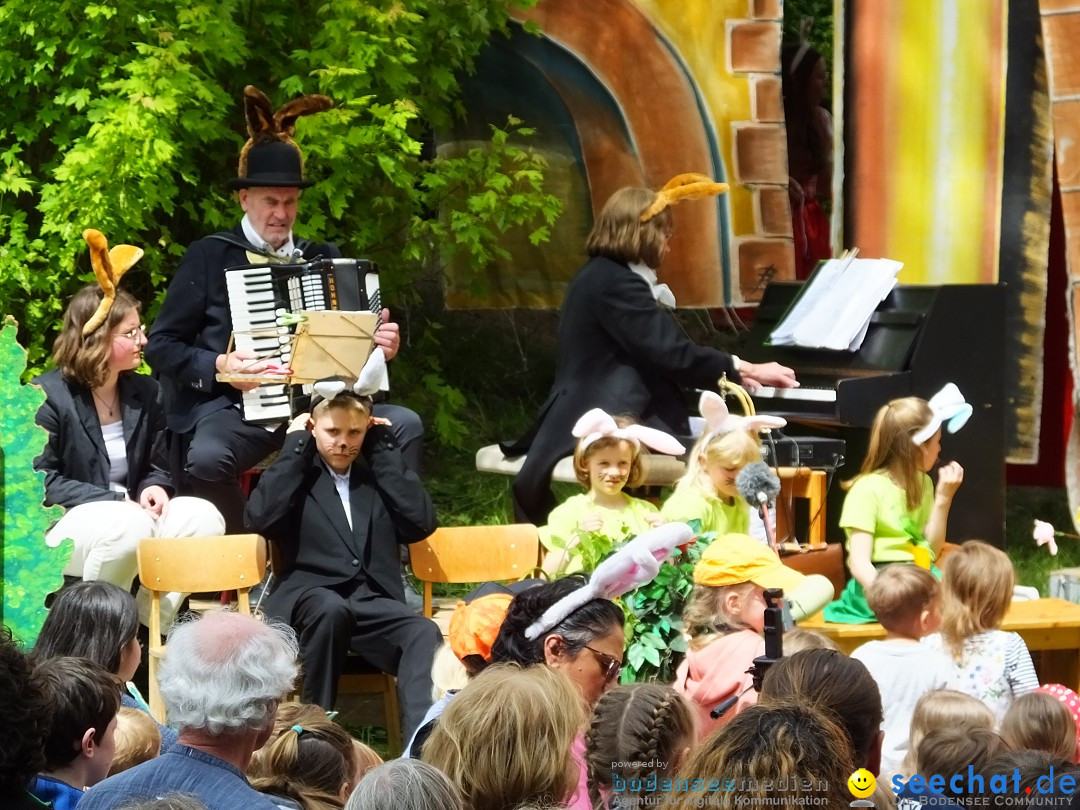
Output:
top-left (629, 262), bottom-right (677, 308)
top-left (241, 214), bottom-right (297, 259)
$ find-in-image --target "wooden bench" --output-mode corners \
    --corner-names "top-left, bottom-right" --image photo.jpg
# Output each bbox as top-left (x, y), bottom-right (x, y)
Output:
top-left (801, 597), bottom-right (1080, 692)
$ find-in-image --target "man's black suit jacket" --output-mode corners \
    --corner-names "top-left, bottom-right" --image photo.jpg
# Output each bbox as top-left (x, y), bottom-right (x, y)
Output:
top-left (33, 369), bottom-right (173, 507)
top-left (245, 425), bottom-right (436, 625)
top-left (144, 225), bottom-right (340, 433)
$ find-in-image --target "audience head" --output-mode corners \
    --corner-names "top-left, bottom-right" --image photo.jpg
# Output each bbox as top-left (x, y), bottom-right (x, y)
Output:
top-left (899, 689), bottom-right (996, 778)
top-left (346, 759), bottom-right (464, 810)
top-left (158, 610), bottom-right (298, 737)
top-left (117, 796), bottom-right (210, 810)
top-left (677, 428), bottom-right (761, 501)
top-left (586, 186), bottom-right (673, 269)
top-left (865, 563), bottom-right (942, 639)
top-left (34, 580), bottom-right (141, 681)
top-left (939, 541), bottom-right (1014, 657)
top-left (34, 656), bottom-right (121, 785)
top-left (916, 726), bottom-right (1008, 800)
top-left (585, 683), bottom-right (695, 810)
top-left (571, 415), bottom-right (648, 491)
top-left (1002, 692), bottom-right (1077, 762)
top-left (249, 716), bottom-right (357, 810)
top-left (781, 628), bottom-right (839, 655)
top-left (110, 707), bottom-right (162, 776)
top-left (1038, 684), bottom-right (1080, 763)
top-left (447, 583), bottom-right (521, 675)
top-left (422, 664), bottom-right (582, 810)
top-left (663, 700), bottom-right (854, 809)
top-left (857, 396), bottom-right (936, 510)
top-left (759, 648), bottom-right (884, 775)
top-left (491, 574), bottom-right (625, 706)
top-left (53, 284), bottom-right (142, 388)
top-left (684, 533), bottom-right (805, 645)
top-left (0, 625), bottom-right (50, 799)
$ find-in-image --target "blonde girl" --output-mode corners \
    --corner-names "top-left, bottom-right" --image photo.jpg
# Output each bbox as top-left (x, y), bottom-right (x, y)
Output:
top-left (922, 541), bottom-right (1037, 722)
top-left (249, 712), bottom-right (358, 810)
top-left (824, 384), bottom-right (970, 624)
top-left (541, 409), bottom-right (683, 575)
top-left (673, 533), bottom-right (830, 739)
top-left (895, 689), bottom-right (995, 781)
top-left (584, 684), bottom-right (695, 810)
top-left (662, 392), bottom-right (784, 535)
top-left (1001, 692), bottom-right (1077, 762)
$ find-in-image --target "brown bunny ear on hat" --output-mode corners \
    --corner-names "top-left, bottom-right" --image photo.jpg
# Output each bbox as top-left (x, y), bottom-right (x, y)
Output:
top-left (232, 85), bottom-right (334, 189)
top-left (81, 229), bottom-right (144, 336)
top-left (640, 172), bottom-right (730, 222)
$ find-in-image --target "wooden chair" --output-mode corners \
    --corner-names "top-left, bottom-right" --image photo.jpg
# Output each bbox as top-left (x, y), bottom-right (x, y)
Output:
top-left (137, 533), bottom-right (268, 723)
top-left (408, 524), bottom-right (542, 618)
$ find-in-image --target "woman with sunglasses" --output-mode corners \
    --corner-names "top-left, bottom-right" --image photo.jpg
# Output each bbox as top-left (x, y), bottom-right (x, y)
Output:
top-left (490, 574), bottom-right (626, 810)
top-left (33, 284), bottom-right (224, 628)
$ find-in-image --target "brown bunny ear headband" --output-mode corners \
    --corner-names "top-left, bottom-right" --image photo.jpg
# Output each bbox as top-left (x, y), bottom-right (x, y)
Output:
top-left (81, 229), bottom-right (144, 336)
top-left (639, 172), bottom-right (730, 222)
top-left (229, 85), bottom-right (334, 190)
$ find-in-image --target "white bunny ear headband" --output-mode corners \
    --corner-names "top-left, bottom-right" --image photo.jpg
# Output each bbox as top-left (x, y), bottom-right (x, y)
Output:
top-left (311, 348), bottom-right (386, 402)
top-left (698, 391), bottom-right (786, 436)
top-left (572, 409), bottom-right (686, 456)
top-left (524, 522), bottom-right (695, 641)
top-left (911, 383), bottom-right (972, 445)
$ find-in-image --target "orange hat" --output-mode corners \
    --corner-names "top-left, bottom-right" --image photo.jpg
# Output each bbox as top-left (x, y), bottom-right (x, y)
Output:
top-left (448, 593), bottom-right (515, 663)
top-left (693, 533), bottom-right (805, 593)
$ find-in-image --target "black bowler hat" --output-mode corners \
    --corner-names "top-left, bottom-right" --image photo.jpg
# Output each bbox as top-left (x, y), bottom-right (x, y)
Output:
top-left (228, 140), bottom-right (313, 190)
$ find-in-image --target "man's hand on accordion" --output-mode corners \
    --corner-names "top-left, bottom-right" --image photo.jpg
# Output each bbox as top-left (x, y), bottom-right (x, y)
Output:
top-left (216, 349), bottom-right (269, 392)
top-left (374, 308), bottom-right (400, 361)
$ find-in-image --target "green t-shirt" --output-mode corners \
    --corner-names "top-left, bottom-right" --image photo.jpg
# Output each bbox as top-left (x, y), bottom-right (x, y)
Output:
top-left (540, 492), bottom-right (660, 574)
top-left (839, 471), bottom-right (934, 562)
top-left (661, 486), bottom-right (749, 535)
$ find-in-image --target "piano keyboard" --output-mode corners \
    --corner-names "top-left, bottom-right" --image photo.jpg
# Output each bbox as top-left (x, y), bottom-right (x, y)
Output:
top-left (754, 386), bottom-right (837, 403)
top-left (225, 258), bottom-right (380, 425)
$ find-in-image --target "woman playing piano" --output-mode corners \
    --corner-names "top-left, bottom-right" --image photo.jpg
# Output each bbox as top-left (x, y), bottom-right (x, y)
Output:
top-left (502, 176), bottom-right (798, 524)
top-left (823, 386), bottom-right (968, 623)
top-left (33, 232), bottom-right (223, 629)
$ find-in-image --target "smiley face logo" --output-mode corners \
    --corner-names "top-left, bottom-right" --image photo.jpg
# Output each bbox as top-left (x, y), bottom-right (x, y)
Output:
top-left (848, 769), bottom-right (876, 799)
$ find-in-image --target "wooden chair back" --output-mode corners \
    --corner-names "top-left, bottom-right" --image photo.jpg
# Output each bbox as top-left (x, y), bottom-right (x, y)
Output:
top-left (409, 524), bottom-right (541, 617)
top-left (137, 533), bottom-right (268, 722)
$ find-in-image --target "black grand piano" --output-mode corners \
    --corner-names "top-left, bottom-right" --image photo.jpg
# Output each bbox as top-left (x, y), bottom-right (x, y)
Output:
top-left (739, 282), bottom-right (1006, 546)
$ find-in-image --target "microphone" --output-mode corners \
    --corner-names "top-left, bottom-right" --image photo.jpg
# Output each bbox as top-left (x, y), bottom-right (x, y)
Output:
top-left (737, 462), bottom-right (781, 550)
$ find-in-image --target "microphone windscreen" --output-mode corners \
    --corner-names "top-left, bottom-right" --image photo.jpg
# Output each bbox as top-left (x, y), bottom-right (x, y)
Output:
top-left (736, 461), bottom-right (782, 508)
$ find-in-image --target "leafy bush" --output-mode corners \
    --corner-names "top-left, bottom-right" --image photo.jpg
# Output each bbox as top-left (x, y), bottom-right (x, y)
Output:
top-left (0, 0), bottom-right (560, 447)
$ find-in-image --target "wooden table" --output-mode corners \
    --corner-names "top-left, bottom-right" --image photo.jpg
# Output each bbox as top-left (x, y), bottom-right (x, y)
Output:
top-left (801, 598), bottom-right (1080, 691)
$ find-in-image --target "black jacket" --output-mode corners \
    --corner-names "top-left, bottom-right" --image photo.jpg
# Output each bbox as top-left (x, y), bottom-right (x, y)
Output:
top-left (33, 369), bottom-right (174, 507)
top-left (144, 225), bottom-right (340, 433)
top-left (245, 424), bottom-right (436, 623)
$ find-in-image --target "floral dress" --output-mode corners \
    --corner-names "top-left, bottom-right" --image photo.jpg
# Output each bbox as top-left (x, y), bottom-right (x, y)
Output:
top-left (922, 629), bottom-right (1039, 723)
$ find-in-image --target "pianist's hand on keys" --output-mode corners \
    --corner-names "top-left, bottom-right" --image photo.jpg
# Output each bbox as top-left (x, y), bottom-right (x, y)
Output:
top-left (216, 349), bottom-right (269, 392)
top-left (738, 360), bottom-right (798, 393)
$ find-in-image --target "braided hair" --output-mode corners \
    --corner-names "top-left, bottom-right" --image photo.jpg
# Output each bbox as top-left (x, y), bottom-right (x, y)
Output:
top-left (584, 684), bottom-right (695, 810)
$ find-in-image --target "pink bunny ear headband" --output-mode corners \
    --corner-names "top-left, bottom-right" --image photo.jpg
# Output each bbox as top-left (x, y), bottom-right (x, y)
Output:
top-left (698, 391), bottom-right (786, 437)
top-left (524, 522), bottom-right (695, 641)
top-left (911, 383), bottom-right (971, 445)
top-left (311, 348), bottom-right (386, 402)
top-left (572, 408), bottom-right (686, 456)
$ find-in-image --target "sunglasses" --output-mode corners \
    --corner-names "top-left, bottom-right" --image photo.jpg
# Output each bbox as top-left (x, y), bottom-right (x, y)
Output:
top-left (584, 645), bottom-right (623, 682)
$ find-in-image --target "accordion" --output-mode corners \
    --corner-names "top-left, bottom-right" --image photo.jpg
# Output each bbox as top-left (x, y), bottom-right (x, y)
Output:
top-left (225, 257), bottom-right (381, 424)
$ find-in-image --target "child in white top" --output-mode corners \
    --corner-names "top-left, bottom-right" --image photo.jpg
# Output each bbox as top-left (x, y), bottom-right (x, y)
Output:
top-left (922, 541), bottom-right (1038, 723)
top-left (850, 564), bottom-right (953, 776)
top-left (540, 409), bottom-right (683, 575)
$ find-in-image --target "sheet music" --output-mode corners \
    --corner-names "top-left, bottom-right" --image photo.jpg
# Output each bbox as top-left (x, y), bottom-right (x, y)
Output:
top-left (770, 257), bottom-right (902, 351)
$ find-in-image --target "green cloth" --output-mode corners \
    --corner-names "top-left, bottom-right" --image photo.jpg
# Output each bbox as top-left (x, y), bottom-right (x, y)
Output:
top-left (661, 486), bottom-right (749, 535)
top-left (539, 492), bottom-right (660, 574)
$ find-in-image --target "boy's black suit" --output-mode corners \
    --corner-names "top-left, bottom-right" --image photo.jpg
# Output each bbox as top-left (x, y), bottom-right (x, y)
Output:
top-left (245, 423), bottom-right (440, 737)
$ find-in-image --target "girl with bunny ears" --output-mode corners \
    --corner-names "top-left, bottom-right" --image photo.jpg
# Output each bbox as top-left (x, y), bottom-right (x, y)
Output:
top-left (540, 409), bottom-right (685, 576)
top-left (824, 384), bottom-right (970, 624)
top-left (662, 391), bottom-right (785, 534)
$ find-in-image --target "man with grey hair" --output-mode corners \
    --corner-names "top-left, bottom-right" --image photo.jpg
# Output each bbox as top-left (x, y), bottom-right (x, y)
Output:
top-left (80, 611), bottom-right (298, 810)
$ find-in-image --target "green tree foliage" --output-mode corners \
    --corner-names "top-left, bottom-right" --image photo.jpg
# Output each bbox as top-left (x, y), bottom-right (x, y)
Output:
top-left (0, 0), bottom-right (560, 445)
top-left (0, 318), bottom-right (64, 645)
